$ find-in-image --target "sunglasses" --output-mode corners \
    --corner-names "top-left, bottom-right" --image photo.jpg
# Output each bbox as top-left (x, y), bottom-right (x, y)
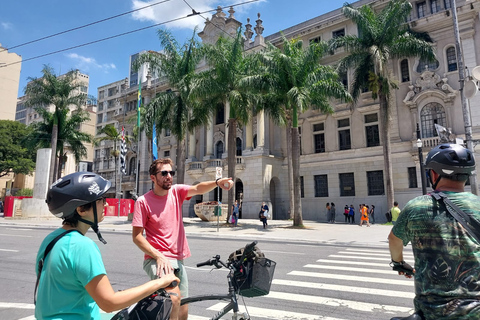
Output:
top-left (158, 170), bottom-right (175, 177)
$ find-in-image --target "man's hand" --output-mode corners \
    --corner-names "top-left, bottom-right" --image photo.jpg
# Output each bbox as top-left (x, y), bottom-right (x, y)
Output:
top-left (390, 260), bottom-right (415, 278)
top-left (155, 254), bottom-right (174, 278)
top-left (217, 177), bottom-right (233, 190)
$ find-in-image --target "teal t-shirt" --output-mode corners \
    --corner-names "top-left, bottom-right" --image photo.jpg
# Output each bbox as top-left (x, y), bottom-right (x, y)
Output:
top-left (35, 228), bottom-right (107, 320)
top-left (393, 192), bottom-right (480, 320)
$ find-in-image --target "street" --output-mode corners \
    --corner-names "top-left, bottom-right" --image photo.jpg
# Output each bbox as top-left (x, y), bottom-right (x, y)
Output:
top-left (0, 225), bottom-right (415, 320)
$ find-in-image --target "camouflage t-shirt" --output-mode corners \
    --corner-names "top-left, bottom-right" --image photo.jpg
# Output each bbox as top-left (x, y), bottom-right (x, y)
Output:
top-left (392, 192), bottom-right (480, 320)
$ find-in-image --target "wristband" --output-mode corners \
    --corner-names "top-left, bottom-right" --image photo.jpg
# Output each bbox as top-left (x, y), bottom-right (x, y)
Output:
top-left (215, 178), bottom-right (220, 186)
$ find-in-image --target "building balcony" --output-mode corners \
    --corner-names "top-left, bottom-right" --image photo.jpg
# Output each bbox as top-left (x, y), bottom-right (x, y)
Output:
top-left (187, 157), bottom-right (246, 179)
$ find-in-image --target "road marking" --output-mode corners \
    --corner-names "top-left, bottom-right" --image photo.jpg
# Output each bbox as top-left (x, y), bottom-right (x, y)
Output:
top-left (272, 279), bottom-right (415, 299)
top-left (304, 264), bottom-right (400, 275)
top-left (0, 302), bottom-right (34, 309)
top-left (0, 233), bottom-right (32, 238)
top-left (0, 248), bottom-right (19, 252)
top-left (289, 271), bottom-right (414, 286)
top-left (345, 248), bottom-right (413, 256)
top-left (328, 255), bottom-right (410, 262)
top-left (266, 291), bottom-right (413, 313)
top-left (17, 317), bottom-right (35, 320)
top-left (208, 303), bottom-right (348, 320)
top-left (317, 258), bottom-right (393, 268)
top-left (6, 228), bottom-right (33, 231)
top-left (337, 251), bottom-right (410, 257)
top-left (262, 250), bottom-right (305, 255)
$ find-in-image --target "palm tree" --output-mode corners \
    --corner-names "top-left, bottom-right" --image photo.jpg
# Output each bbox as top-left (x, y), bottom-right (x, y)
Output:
top-left (25, 106), bottom-right (93, 178)
top-left (135, 29), bottom-right (205, 185)
top-left (24, 65), bottom-right (90, 184)
top-left (254, 35), bottom-right (351, 226)
top-left (329, 0), bottom-right (435, 209)
top-left (192, 29), bottom-right (258, 222)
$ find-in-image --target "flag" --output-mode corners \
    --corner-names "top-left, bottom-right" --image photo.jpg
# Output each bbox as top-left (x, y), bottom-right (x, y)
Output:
top-left (120, 126), bottom-right (127, 175)
top-left (152, 122), bottom-right (158, 161)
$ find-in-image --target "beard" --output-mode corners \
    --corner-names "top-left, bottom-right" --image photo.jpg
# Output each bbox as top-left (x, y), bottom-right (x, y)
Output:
top-left (160, 179), bottom-right (172, 190)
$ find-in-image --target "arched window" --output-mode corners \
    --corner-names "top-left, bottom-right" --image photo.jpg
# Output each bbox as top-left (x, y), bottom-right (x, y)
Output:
top-left (420, 103), bottom-right (446, 138)
top-left (215, 141), bottom-right (224, 159)
top-left (400, 59), bottom-right (410, 82)
top-left (446, 47), bottom-right (457, 72)
top-left (416, 59), bottom-right (439, 73)
top-left (236, 137), bottom-right (242, 156)
top-left (129, 157), bottom-right (136, 175)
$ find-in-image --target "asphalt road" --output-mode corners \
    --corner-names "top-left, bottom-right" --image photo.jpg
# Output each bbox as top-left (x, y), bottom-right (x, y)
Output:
top-left (0, 225), bottom-right (415, 320)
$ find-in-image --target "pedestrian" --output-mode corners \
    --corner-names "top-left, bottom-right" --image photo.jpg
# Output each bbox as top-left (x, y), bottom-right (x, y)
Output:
top-left (259, 201), bottom-right (269, 228)
top-left (389, 143), bottom-right (480, 320)
top-left (344, 205), bottom-right (349, 223)
top-left (36, 172), bottom-right (179, 320)
top-left (132, 158), bottom-right (233, 320)
top-left (390, 201), bottom-right (401, 225)
top-left (349, 204), bottom-right (355, 224)
top-left (330, 202), bottom-right (336, 223)
top-left (231, 200), bottom-right (240, 227)
top-left (325, 202), bottom-right (331, 223)
top-left (369, 205), bottom-right (375, 224)
top-left (359, 204), bottom-right (370, 227)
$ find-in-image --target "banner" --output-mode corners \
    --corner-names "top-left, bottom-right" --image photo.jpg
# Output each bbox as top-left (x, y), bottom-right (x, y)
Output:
top-left (120, 126), bottom-right (127, 175)
top-left (152, 122), bottom-right (158, 161)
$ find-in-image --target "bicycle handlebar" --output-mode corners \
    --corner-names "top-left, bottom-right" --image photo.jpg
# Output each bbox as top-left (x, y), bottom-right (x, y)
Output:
top-left (196, 255), bottom-right (222, 268)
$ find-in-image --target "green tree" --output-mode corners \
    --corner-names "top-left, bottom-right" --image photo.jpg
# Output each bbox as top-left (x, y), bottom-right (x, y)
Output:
top-left (135, 29), bottom-right (205, 185)
top-left (329, 0), bottom-right (435, 209)
top-left (192, 29), bottom-right (258, 222)
top-left (0, 120), bottom-right (36, 178)
top-left (25, 107), bottom-right (93, 179)
top-left (24, 65), bottom-right (90, 184)
top-left (253, 35), bottom-right (351, 226)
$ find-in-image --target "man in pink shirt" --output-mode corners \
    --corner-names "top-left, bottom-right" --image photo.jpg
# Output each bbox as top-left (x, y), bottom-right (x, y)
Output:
top-left (132, 158), bottom-right (233, 320)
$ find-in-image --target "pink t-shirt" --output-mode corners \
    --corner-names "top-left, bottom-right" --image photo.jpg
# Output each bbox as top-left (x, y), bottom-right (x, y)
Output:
top-left (132, 185), bottom-right (191, 261)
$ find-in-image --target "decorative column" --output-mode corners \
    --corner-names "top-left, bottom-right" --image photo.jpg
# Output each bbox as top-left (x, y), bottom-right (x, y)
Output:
top-left (245, 119), bottom-right (253, 150)
top-left (224, 102), bottom-right (230, 152)
top-left (205, 120), bottom-right (214, 159)
top-left (189, 132), bottom-right (196, 159)
top-left (256, 110), bottom-right (265, 149)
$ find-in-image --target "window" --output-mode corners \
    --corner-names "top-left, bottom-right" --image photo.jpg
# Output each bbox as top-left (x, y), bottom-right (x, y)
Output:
top-left (164, 150), bottom-right (170, 157)
top-left (339, 173), bottom-right (355, 197)
top-left (332, 29), bottom-right (345, 39)
top-left (95, 149), bottom-right (100, 158)
top-left (98, 90), bottom-right (105, 99)
top-left (165, 129), bottom-right (171, 137)
top-left (313, 123), bottom-right (325, 153)
top-left (314, 175), bottom-right (328, 197)
top-left (420, 102), bottom-right (446, 138)
top-left (417, 59), bottom-right (439, 73)
top-left (431, 0), bottom-right (440, 13)
top-left (300, 176), bottom-right (304, 198)
top-left (400, 59), bottom-right (410, 82)
top-left (338, 118), bottom-right (351, 150)
top-left (444, 0), bottom-right (451, 10)
top-left (236, 137), bottom-right (242, 156)
top-left (417, 1), bottom-right (427, 18)
top-left (365, 113), bottom-right (380, 147)
top-left (97, 114), bottom-right (103, 124)
top-left (309, 36), bottom-right (321, 44)
top-left (216, 141), bottom-right (224, 159)
top-left (129, 157), bottom-right (136, 175)
top-left (446, 47), bottom-right (457, 72)
top-left (98, 102), bottom-right (104, 111)
top-left (253, 134), bottom-right (257, 149)
top-left (108, 87), bottom-right (116, 97)
top-left (339, 70), bottom-right (348, 89)
top-left (367, 170), bottom-right (384, 195)
top-left (408, 167), bottom-right (418, 188)
top-left (216, 104), bottom-right (225, 125)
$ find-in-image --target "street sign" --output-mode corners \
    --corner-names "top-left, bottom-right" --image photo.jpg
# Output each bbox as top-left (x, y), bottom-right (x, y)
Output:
top-left (215, 167), bottom-right (222, 179)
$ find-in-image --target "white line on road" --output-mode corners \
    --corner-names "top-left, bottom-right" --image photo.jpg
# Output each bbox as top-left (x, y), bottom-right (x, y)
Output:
top-left (208, 302), bottom-right (348, 320)
top-left (17, 317), bottom-right (35, 320)
top-left (272, 279), bottom-right (415, 299)
top-left (328, 255), bottom-right (412, 262)
top-left (0, 233), bottom-right (32, 238)
top-left (6, 228), bottom-right (33, 231)
top-left (0, 248), bottom-right (19, 252)
top-left (288, 270), bottom-right (414, 286)
top-left (345, 248), bottom-right (413, 256)
top-left (262, 250), bottom-right (305, 255)
top-left (337, 251), bottom-right (411, 257)
top-left (304, 264), bottom-right (400, 275)
top-left (266, 290), bottom-right (414, 313)
top-left (317, 259), bottom-right (394, 268)
top-left (0, 302), bottom-right (34, 309)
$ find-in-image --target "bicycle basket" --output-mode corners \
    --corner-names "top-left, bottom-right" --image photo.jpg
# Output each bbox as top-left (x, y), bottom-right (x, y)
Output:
top-left (235, 258), bottom-right (276, 298)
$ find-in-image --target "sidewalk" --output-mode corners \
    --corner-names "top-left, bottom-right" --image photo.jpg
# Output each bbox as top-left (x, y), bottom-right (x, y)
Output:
top-left (0, 214), bottom-right (393, 248)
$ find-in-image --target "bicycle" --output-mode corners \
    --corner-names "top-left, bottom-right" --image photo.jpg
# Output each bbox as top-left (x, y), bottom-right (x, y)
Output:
top-left (180, 241), bottom-right (276, 320)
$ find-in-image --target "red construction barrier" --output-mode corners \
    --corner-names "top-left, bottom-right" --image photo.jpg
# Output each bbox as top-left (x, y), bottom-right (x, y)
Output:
top-left (4, 196), bottom-right (33, 217)
top-left (103, 198), bottom-right (135, 217)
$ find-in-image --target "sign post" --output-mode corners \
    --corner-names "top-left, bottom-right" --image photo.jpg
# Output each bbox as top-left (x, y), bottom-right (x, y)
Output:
top-left (215, 167), bottom-right (222, 232)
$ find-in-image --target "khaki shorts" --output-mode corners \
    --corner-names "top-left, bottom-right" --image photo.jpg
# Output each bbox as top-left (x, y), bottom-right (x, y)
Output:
top-left (143, 258), bottom-right (189, 298)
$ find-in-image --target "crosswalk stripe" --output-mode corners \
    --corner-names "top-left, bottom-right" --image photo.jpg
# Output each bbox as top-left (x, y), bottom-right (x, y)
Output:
top-left (207, 303), bottom-right (348, 320)
top-left (328, 255), bottom-right (412, 263)
top-left (337, 251), bottom-right (404, 257)
top-left (266, 290), bottom-right (414, 313)
top-left (305, 264), bottom-right (399, 275)
top-left (317, 259), bottom-right (392, 268)
top-left (289, 270), bottom-right (414, 286)
top-left (345, 248), bottom-right (413, 256)
top-left (0, 302), bottom-right (34, 309)
top-left (273, 279), bottom-right (415, 298)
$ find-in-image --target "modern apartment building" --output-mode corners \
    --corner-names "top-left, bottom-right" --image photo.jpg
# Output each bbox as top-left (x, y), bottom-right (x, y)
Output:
top-left (0, 43), bottom-right (21, 121)
top-left (94, 0), bottom-right (480, 221)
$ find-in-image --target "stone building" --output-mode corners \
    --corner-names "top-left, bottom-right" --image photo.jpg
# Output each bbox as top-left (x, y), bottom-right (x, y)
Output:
top-left (99, 0), bottom-right (480, 221)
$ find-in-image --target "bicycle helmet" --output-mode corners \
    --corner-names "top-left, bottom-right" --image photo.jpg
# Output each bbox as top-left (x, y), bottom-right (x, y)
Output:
top-left (424, 143), bottom-right (475, 189)
top-left (46, 172), bottom-right (111, 244)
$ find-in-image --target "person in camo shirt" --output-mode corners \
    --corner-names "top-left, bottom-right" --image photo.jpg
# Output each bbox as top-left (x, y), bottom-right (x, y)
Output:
top-left (388, 144), bottom-right (480, 320)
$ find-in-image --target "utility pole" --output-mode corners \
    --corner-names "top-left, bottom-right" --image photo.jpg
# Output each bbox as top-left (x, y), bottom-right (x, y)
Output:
top-left (451, 0), bottom-right (478, 195)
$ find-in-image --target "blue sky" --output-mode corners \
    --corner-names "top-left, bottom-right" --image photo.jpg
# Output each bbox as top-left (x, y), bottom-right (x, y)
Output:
top-left (1, 0), bottom-right (343, 98)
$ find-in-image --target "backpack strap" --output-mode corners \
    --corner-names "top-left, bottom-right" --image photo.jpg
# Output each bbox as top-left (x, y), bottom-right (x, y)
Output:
top-left (431, 192), bottom-right (480, 244)
top-left (34, 229), bottom-right (81, 304)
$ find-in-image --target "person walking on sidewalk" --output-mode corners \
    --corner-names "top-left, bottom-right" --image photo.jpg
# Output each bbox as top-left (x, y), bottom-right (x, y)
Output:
top-left (349, 204), bottom-right (355, 224)
top-left (359, 204), bottom-right (370, 227)
top-left (329, 202), bottom-right (336, 223)
top-left (388, 144), bottom-right (480, 320)
top-left (325, 202), bottom-right (331, 223)
top-left (390, 201), bottom-right (401, 225)
top-left (259, 202), bottom-right (269, 228)
top-left (36, 172), bottom-right (179, 320)
top-left (231, 200), bottom-right (240, 227)
top-left (132, 158), bottom-right (233, 320)
top-left (369, 204), bottom-right (375, 224)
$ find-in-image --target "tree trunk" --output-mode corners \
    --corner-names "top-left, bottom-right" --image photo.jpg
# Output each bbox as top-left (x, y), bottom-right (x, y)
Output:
top-left (291, 127), bottom-right (303, 226)
top-left (176, 137), bottom-right (186, 184)
top-left (286, 123), bottom-right (294, 220)
top-left (227, 118), bottom-right (236, 224)
top-left (49, 123), bottom-right (58, 186)
top-left (379, 92), bottom-right (394, 210)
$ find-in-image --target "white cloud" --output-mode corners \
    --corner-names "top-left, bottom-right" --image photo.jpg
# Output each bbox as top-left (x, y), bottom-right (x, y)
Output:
top-left (1, 22), bottom-right (13, 30)
top-left (130, 0), bottom-right (265, 30)
top-left (65, 53), bottom-right (116, 72)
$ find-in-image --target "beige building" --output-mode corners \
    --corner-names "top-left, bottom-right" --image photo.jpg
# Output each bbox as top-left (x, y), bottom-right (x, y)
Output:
top-left (0, 43), bottom-right (21, 120)
top-left (95, 0), bottom-right (480, 221)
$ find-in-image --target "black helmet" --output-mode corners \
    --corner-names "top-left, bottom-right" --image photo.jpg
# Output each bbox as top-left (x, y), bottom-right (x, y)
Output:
top-left (46, 172), bottom-right (111, 219)
top-left (424, 144), bottom-right (476, 178)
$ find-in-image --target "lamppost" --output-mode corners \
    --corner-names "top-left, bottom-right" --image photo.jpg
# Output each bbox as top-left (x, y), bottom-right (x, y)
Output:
top-left (416, 123), bottom-right (427, 195)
